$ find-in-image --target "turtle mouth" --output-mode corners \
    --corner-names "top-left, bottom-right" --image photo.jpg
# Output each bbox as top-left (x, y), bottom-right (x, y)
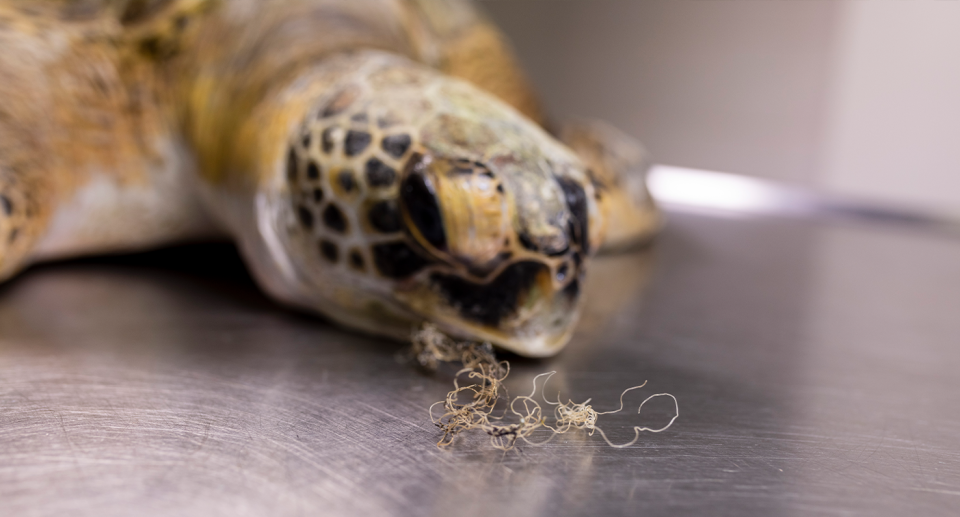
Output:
top-left (397, 260), bottom-right (581, 356)
top-left (429, 261), bottom-right (551, 327)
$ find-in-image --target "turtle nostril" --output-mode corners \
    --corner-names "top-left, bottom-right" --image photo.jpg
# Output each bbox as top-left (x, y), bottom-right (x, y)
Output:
top-left (401, 168), bottom-right (447, 251)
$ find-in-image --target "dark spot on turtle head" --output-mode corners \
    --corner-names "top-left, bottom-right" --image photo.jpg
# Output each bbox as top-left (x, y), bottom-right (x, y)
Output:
top-left (338, 170), bottom-right (357, 193)
top-left (372, 241), bottom-right (432, 278)
top-left (312, 188), bottom-right (324, 203)
top-left (556, 176), bottom-right (590, 254)
top-left (496, 184), bottom-right (504, 194)
top-left (301, 132), bottom-right (311, 149)
top-left (307, 161), bottom-right (321, 180)
top-left (297, 206), bottom-right (314, 229)
top-left (286, 149), bottom-right (298, 181)
top-left (349, 249), bottom-right (365, 270)
top-left (0, 194), bottom-right (11, 216)
top-left (368, 200), bottom-right (402, 233)
top-left (381, 134), bottom-right (412, 159)
top-left (344, 130), bottom-right (372, 157)
top-left (431, 261), bottom-right (548, 327)
top-left (323, 204), bottom-right (348, 233)
top-left (322, 127), bottom-right (336, 154)
top-left (351, 112), bottom-right (369, 123)
top-left (365, 158), bottom-right (396, 187)
top-left (319, 240), bottom-right (339, 262)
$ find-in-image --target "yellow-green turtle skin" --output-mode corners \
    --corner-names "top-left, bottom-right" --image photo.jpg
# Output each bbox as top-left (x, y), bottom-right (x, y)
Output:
top-left (0, 0), bottom-right (659, 356)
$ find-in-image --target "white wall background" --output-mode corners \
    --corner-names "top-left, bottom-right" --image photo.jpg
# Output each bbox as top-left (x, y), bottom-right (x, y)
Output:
top-left (820, 1), bottom-right (960, 209)
top-left (482, 0), bottom-right (960, 211)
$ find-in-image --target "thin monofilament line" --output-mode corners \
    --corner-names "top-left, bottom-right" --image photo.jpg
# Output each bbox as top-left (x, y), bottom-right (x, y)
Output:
top-left (590, 393), bottom-right (680, 448)
top-left (412, 323), bottom-right (678, 450)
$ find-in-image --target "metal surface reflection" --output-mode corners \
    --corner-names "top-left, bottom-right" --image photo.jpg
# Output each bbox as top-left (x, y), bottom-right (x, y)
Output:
top-left (2, 210), bottom-right (960, 516)
top-left (649, 165), bottom-right (960, 233)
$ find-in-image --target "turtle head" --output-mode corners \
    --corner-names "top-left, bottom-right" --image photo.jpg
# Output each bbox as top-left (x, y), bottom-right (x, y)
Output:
top-left (266, 53), bottom-right (601, 356)
top-left (391, 145), bottom-right (597, 356)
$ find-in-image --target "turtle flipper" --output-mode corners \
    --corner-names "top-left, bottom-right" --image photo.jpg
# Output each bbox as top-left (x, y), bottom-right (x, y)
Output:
top-left (558, 120), bottom-right (661, 252)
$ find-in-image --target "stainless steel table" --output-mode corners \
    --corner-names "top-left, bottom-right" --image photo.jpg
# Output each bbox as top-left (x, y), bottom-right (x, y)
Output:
top-left (2, 207), bottom-right (959, 516)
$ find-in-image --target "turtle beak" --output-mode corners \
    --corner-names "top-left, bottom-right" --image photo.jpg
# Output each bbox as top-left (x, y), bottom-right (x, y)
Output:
top-left (400, 154), bottom-right (511, 272)
top-left (397, 259), bottom-right (583, 357)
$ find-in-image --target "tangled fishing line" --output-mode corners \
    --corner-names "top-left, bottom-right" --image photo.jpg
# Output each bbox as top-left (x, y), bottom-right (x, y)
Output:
top-left (410, 324), bottom-right (679, 451)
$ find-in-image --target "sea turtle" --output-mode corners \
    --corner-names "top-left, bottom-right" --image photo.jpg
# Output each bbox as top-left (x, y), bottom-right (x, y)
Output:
top-left (0, 0), bottom-right (659, 357)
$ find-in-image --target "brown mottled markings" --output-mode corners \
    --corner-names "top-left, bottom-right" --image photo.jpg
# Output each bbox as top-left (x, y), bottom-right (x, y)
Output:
top-left (312, 188), bottom-right (324, 203)
top-left (0, 195), bottom-right (11, 216)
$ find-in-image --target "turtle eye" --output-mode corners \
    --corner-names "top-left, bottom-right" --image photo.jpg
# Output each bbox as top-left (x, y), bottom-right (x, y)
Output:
top-left (401, 156), bottom-right (447, 251)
